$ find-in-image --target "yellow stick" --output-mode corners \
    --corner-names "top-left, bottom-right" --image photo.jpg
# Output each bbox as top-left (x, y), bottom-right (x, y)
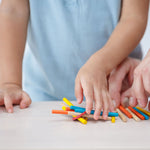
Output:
top-left (126, 108), bottom-right (140, 122)
top-left (136, 106), bottom-right (150, 116)
top-left (111, 117), bottom-right (115, 123)
top-left (68, 111), bottom-right (112, 121)
top-left (62, 97), bottom-right (87, 124)
top-left (116, 108), bottom-right (127, 122)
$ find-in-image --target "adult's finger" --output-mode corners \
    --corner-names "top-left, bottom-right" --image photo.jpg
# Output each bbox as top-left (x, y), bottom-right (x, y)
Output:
top-left (109, 60), bottom-right (131, 107)
top-left (75, 77), bottom-right (83, 104)
top-left (4, 95), bottom-right (13, 113)
top-left (133, 70), bottom-right (147, 108)
top-left (142, 66), bottom-right (150, 94)
top-left (20, 91), bottom-right (32, 109)
top-left (121, 88), bottom-right (137, 107)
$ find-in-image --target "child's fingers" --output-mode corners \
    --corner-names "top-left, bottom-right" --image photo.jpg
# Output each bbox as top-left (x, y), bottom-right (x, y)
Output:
top-left (93, 88), bottom-right (102, 120)
top-left (107, 93), bottom-right (115, 112)
top-left (75, 77), bottom-right (83, 104)
top-left (133, 71), bottom-right (147, 108)
top-left (102, 90), bottom-right (109, 120)
top-left (4, 95), bottom-right (13, 113)
top-left (20, 91), bottom-right (32, 109)
top-left (83, 84), bottom-right (94, 114)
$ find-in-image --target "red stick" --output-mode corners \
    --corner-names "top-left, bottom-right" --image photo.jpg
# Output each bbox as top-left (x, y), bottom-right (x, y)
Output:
top-left (128, 106), bottom-right (145, 120)
top-left (72, 111), bottom-right (86, 121)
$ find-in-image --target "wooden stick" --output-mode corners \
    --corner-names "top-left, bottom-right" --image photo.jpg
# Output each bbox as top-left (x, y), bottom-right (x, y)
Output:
top-left (116, 108), bottom-right (127, 122)
top-left (52, 110), bottom-right (111, 121)
top-left (126, 108), bottom-right (140, 122)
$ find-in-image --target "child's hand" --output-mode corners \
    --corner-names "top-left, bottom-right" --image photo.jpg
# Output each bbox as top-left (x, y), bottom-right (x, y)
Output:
top-left (75, 54), bottom-right (114, 120)
top-left (0, 83), bottom-right (31, 113)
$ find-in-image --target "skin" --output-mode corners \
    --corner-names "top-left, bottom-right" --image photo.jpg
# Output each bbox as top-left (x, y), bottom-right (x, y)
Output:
top-left (109, 57), bottom-right (141, 107)
top-left (0, 0), bottom-right (31, 112)
top-left (75, 0), bottom-right (149, 120)
top-left (0, 0), bottom-right (149, 119)
top-left (109, 50), bottom-right (150, 110)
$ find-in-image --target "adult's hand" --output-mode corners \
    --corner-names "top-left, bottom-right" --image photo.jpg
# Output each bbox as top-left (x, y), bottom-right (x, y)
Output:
top-left (131, 49), bottom-right (150, 108)
top-left (108, 57), bottom-right (141, 108)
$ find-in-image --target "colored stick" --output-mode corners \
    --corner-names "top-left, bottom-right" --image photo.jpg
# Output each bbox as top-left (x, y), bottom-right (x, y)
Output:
top-left (111, 117), bottom-right (115, 123)
top-left (62, 97), bottom-right (87, 124)
top-left (126, 108), bottom-right (140, 122)
top-left (119, 105), bottom-right (132, 118)
top-left (62, 106), bottom-right (74, 111)
top-left (136, 106), bottom-right (150, 116)
top-left (70, 106), bottom-right (118, 117)
top-left (133, 107), bottom-right (149, 120)
top-left (116, 108), bottom-right (127, 122)
top-left (72, 111), bottom-right (86, 121)
top-left (128, 106), bottom-right (145, 120)
top-left (52, 110), bottom-right (112, 121)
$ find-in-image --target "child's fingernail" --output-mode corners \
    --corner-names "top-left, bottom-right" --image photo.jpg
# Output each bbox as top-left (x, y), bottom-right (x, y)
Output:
top-left (103, 114), bottom-right (107, 120)
top-left (129, 97), bottom-right (134, 106)
top-left (95, 116), bottom-right (98, 120)
top-left (112, 100), bottom-right (116, 108)
top-left (123, 97), bottom-right (129, 107)
top-left (22, 103), bottom-right (27, 108)
top-left (77, 98), bottom-right (80, 103)
top-left (8, 108), bottom-right (12, 113)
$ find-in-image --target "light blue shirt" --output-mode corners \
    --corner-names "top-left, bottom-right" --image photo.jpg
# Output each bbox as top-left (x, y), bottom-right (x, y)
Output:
top-left (23, 0), bottom-right (142, 101)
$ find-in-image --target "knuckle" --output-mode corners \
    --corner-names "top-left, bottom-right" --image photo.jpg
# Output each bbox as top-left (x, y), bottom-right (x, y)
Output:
top-left (84, 91), bottom-right (93, 99)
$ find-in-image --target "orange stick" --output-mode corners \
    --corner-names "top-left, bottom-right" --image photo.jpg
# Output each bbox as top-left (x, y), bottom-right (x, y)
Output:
top-left (119, 105), bottom-right (132, 118)
top-left (52, 110), bottom-right (68, 114)
top-left (128, 106), bottom-right (145, 120)
top-left (52, 110), bottom-right (111, 120)
top-left (65, 107), bottom-right (74, 111)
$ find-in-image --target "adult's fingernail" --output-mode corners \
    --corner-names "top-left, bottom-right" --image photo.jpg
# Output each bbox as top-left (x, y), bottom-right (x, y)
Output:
top-left (129, 97), bottom-right (134, 106)
top-left (137, 99), bottom-right (145, 107)
top-left (123, 97), bottom-right (129, 107)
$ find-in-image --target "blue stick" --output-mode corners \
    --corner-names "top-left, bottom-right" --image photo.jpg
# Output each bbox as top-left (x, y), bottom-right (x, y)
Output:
top-left (70, 106), bottom-right (118, 117)
top-left (133, 107), bottom-right (149, 120)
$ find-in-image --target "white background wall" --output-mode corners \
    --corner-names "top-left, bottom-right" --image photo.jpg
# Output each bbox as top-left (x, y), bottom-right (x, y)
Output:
top-left (141, 5), bottom-right (150, 57)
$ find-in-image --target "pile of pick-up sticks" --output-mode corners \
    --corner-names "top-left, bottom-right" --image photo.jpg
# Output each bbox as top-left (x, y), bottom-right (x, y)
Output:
top-left (52, 97), bottom-right (150, 125)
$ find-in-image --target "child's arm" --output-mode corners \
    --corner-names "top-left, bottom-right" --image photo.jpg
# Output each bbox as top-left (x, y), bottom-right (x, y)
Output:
top-left (0, 0), bottom-right (31, 112)
top-left (96, 0), bottom-right (149, 75)
top-left (75, 0), bottom-right (149, 120)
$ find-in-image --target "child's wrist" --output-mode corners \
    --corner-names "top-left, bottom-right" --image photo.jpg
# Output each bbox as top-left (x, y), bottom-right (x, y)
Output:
top-left (0, 82), bottom-right (22, 89)
top-left (91, 49), bottom-right (114, 75)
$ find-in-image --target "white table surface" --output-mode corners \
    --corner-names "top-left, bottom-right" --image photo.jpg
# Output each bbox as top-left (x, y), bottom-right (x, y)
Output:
top-left (0, 101), bottom-right (150, 150)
